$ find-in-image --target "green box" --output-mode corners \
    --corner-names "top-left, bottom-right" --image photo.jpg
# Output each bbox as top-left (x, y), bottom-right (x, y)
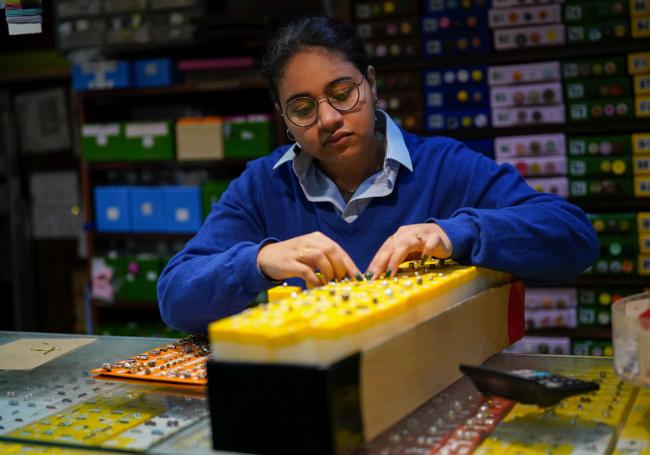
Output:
top-left (564, 1), bottom-right (629, 22)
top-left (567, 135), bottom-right (632, 156)
top-left (568, 156), bottom-right (632, 177)
top-left (597, 234), bottom-right (639, 257)
top-left (123, 121), bottom-right (174, 161)
top-left (81, 124), bottom-right (126, 161)
top-left (124, 254), bottom-right (161, 302)
top-left (567, 98), bottom-right (634, 122)
top-left (588, 213), bottom-right (638, 234)
top-left (566, 20), bottom-right (630, 44)
top-left (569, 177), bottom-right (634, 198)
top-left (584, 256), bottom-right (637, 275)
top-left (562, 56), bottom-right (627, 80)
top-left (223, 115), bottom-right (272, 158)
top-left (202, 180), bottom-right (231, 218)
top-left (104, 254), bottom-right (130, 301)
top-left (564, 77), bottom-right (632, 101)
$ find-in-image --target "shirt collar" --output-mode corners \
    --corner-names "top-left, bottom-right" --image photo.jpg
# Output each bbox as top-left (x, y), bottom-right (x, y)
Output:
top-left (272, 110), bottom-right (413, 172)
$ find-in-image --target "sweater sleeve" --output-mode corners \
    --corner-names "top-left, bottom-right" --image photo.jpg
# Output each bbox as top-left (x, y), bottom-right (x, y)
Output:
top-left (429, 140), bottom-right (599, 285)
top-left (157, 162), bottom-right (277, 333)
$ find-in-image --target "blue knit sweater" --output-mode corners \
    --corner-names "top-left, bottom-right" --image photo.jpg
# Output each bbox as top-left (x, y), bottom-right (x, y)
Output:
top-left (158, 132), bottom-right (598, 333)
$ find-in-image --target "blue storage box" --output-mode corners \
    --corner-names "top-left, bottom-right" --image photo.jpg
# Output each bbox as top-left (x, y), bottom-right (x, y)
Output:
top-left (72, 61), bottom-right (131, 91)
top-left (425, 84), bottom-right (490, 108)
top-left (133, 58), bottom-right (175, 88)
top-left (131, 187), bottom-right (166, 232)
top-left (425, 108), bottom-right (491, 131)
top-left (94, 186), bottom-right (132, 232)
top-left (163, 186), bottom-right (202, 233)
top-left (424, 66), bottom-right (488, 88)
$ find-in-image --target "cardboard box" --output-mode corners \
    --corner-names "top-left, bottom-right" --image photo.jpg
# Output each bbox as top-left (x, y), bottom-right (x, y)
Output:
top-left (525, 177), bottom-right (569, 197)
top-left (566, 20), bottom-right (630, 44)
top-left (632, 133), bottom-right (650, 154)
top-left (72, 61), bottom-right (130, 91)
top-left (634, 74), bottom-right (650, 95)
top-left (495, 133), bottom-right (565, 159)
top-left (490, 82), bottom-right (563, 107)
top-left (568, 156), bottom-right (632, 177)
top-left (635, 175), bottom-right (650, 196)
top-left (207, 281), bottom-right (524, 455)
top-left (176, 117), bottom-right (224, 161)
top-left (94, 186), bottom-right (132, 232)
top-left (635, 155), bottom-right (650, 174)
top-left (628, 52), bottom-right (650, 75)
top-left (493, 24), bottom-right (565, 51)
top-left (424, 66), bottom-right (488, 87)
top-left (567, 134), bottom-right (632, 156)
top-left (488, 61), bottom-right (560, 86)
top-left (491, 105), bottom-right (565, 127)
top-left (81, 124), bottom-right (125, 161)
top-left (639, 212), bottom-right (650, 232)
top-left (567, 98), bottom-right (633, 122)
top-left (635, 95), bottom-right (650, 117)
top-left (489, 4), bottom-right (561, 28)
top-left (632, 14), bottom-right (650, 37)
top-left (564, 77), bottom-right (632, 101)
top-left (124, 121), bottom-right (174, 160)
top-left (425, 108), bottom-right (490, 131)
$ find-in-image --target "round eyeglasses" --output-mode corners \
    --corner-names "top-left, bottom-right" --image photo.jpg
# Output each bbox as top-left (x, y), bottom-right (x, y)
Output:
top-left (281, 77), bottom-right (365, 128)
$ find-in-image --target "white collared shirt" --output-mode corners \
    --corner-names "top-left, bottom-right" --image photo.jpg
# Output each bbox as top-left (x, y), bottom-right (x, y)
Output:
top-left (272, 111), bottom-right (413, 223)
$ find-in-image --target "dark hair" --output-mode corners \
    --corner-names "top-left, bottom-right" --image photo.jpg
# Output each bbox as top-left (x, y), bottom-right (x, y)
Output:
top-left (261, 16), bottom-right (368, 104)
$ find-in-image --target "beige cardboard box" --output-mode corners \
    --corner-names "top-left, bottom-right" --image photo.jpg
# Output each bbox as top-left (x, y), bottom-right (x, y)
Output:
top-left (208, 280), bottom-right (525, 454)
top-left (176, 117), bottom-right (223, 161)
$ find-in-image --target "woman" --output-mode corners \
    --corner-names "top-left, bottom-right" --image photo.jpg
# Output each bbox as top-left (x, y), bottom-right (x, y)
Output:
top-left (158, 16), bottom-right (598, 333)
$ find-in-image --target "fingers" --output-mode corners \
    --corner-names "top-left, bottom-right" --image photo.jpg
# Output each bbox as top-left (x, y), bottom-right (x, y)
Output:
top-left (294, 262), bottom-right (322, 288)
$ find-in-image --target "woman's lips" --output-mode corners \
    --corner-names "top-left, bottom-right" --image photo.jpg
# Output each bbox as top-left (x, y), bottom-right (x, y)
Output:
top-left (324, 132), bottom-right (352, 146)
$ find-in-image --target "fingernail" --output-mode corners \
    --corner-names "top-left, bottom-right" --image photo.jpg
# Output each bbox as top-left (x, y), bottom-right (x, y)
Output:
top-left (355, 273), bottom-right (364, 281)
top-left (384, 268), bottom-right (392, 278)
top-left (364, 271), bottom-right (374, 280)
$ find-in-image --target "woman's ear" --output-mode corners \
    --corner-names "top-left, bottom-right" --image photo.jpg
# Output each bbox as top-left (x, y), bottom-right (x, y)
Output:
top-left (274, 102), bottom-right (282, 113)
top-left (366, 65), bottom-right (377, 100)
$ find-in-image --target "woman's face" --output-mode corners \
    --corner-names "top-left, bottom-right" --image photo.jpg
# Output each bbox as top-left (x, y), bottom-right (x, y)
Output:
top-left (277, 47), bottom-right (377, 166)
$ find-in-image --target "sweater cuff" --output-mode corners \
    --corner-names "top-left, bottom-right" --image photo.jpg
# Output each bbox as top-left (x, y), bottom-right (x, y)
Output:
top-left (426, 215), bottom-right (477, 262)
top-left (241, 237), bottom-right (281, 290)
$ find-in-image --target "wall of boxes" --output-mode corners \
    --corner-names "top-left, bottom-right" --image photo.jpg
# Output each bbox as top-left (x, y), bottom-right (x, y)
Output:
top-left (351, 0), bottom-right (650, 355)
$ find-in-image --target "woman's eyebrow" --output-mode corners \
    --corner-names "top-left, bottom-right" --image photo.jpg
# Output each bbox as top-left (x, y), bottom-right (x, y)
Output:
top-left (284, 76), bottom-right (355, 104)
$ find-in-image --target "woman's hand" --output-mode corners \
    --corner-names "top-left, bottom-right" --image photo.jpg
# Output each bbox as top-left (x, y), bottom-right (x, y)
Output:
top-left (366, 223), bottom-right (452, 278)
top-left (257, 232), bottom-right (361, 287)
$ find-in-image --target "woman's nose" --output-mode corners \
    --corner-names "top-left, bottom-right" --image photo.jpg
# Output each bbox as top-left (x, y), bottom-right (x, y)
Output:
top-left (317, 100), bottom-right (343, 131)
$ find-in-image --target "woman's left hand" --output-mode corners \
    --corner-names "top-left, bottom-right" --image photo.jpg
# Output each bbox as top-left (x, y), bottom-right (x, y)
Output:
top-left (366, 223), bottom-right (452, 278)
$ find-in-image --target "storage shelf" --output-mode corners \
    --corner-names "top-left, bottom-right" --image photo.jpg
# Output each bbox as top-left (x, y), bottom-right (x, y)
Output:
top-left (91, 232), bottom-right (194, 241)
top-left (569, 199), bottom-right (650, 213)
top-left (526, 326), bottom-right (612, 340)
top-left (85, 158), bottom-right (251, 171)
top-left (374, 38), bottom-right (650, 72)
top-left (94, 299), bottom-right (158, 310)
top-left (570, 276), bottom-right (650, 287)
top-left (77, 76), bottom-right (266, 99)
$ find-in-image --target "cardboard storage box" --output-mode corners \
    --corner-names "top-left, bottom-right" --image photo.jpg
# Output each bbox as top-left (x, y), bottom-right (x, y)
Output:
top-left (488, 61), bottom-right (560, 87)
top-left (628, 52), bottom-right (650, 74)
top-left (207, 280), bottom-right (524, 455)
top-left (495, 133), bottom-right (565, 159)
top-left (566, 20), bottom-right (629, 44)
top-left (562, 56), bottom-right (626, 79)
top-left (176, 117), bottom-right (224, 161)
top-left (632, 133), bottom-right (650, 154)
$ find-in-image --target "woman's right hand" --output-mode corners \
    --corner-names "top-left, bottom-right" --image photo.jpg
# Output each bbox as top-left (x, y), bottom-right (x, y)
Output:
top-left (256, 232), bottom-right (361, 287)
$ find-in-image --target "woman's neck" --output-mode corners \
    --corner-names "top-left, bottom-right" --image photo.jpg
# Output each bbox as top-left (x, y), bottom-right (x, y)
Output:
top-left (320, 132), bottom-right (386, 200)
